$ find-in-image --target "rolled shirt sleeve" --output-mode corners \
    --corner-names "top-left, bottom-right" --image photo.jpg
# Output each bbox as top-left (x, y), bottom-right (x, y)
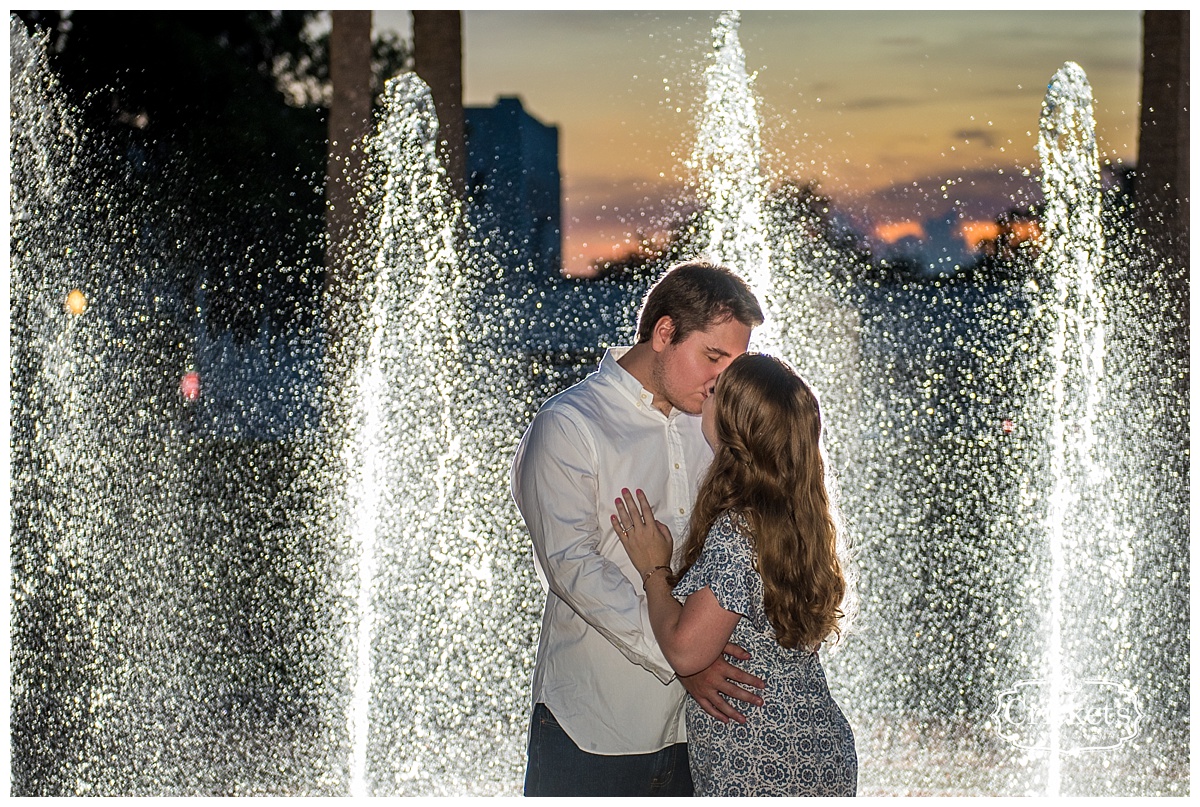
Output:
top-left (513, 404), bottom-right (675, 683)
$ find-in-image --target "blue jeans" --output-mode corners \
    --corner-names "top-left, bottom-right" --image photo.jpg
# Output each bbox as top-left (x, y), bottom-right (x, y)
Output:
top-left (524, 702), bottom-right (693, 796)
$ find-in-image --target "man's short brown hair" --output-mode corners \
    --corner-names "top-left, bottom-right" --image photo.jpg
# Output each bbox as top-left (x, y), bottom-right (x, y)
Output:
top-left (635, 259), bottom-right (764, 344)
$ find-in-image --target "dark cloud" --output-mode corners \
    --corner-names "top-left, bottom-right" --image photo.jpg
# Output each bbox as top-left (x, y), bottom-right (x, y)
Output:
top-left (842, 96), bottom-right (920, 111)
top-left (837, 167), bottom-right (1042, 228)
top-left (954, 129), bottom-right (998, 148)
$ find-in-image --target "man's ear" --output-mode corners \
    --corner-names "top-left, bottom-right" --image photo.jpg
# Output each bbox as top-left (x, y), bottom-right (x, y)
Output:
top-left (650, 316), bottom-right (676, 352)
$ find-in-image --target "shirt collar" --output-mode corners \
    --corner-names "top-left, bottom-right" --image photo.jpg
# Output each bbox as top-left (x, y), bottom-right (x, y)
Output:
top-left (599, 346), bottom-right (682, 420)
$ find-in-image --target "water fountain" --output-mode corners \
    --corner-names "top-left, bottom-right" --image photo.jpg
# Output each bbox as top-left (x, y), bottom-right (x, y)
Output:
top-left (995, 60), bottom-right (1183, 796)
top-left (338, 70), bottom-right (538, 795)
top-left (824, 57), bottom-right (1187, 797)
top-left (9, 11), bottom-right (1187, 797)
top-left (690, 11), bottom-right (772, 344)
top-left (691, 10), bottom-right (863, 514)
top-left (10, 16), bottom-right (344, 794)
top-left (1029, 61), bottom-right (1114, 793)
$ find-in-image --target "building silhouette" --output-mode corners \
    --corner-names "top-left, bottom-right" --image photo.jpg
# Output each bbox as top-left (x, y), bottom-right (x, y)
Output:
top-left (464, 96), bottom-right (562, 281)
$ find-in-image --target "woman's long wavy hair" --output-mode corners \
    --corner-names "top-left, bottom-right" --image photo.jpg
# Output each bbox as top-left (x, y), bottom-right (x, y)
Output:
top-left (676, 353), bottom-right (845, 651)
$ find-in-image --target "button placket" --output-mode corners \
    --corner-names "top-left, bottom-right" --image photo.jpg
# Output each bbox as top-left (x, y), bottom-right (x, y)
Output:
top-left (666, 420), bottom-right (689, 537)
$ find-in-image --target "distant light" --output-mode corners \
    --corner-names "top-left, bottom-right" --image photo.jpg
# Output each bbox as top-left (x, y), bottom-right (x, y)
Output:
top-left (180, 371), bottom-right (201, 402)
top-left (65, 289), bottom-right (87, 315)
top-left (1002, 419), bottom-right (1014, 434)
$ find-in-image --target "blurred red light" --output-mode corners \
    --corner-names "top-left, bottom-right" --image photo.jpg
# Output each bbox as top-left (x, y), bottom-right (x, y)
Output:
top-left (180, 371), bottom-right (201, 402)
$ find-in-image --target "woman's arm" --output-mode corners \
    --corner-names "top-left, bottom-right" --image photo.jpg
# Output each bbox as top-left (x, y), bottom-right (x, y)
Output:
top-left (642, 574), bottom-right (743, 676)
top-left (614, 488), bottom-right (744, 676)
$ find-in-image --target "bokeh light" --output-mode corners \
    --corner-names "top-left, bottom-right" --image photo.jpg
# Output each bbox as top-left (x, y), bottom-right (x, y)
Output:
top-left (179, 371), bottom-right (201, 402)
top-left (65, 288), bottom-right (87, 315)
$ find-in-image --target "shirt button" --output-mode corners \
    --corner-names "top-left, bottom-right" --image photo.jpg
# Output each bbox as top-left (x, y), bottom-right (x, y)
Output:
top-left (679, 508), bottom-right (685, 515)
top-left (674, 463), bottom-right (680, 469)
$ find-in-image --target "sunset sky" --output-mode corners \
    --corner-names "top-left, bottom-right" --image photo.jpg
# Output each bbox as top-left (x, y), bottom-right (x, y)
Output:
top-left (373, 8), bottom-right (1144, 276)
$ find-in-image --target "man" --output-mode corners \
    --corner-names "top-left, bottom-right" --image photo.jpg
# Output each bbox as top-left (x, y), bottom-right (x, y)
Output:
top-left (511, 260), bottom-right (767, 796)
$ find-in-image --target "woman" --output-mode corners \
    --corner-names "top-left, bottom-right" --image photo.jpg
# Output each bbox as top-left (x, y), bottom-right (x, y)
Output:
top-left (611, 352), bottom-right (856, 796)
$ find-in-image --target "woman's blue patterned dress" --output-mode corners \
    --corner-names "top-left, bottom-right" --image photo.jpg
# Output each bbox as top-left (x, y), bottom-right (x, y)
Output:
top-left (674, 511), bottom-right (857, 796)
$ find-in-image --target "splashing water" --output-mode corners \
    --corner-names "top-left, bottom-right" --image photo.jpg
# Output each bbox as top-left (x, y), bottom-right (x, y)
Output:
top-left (1029, 61), bottom-right (1131, 796)
top-left (339, 71), bottom-right (539, 795)
top-left (11, 16), bottom-right (344, 794)
top-left (1038, 61), bottom-right (1106, 794)
top-left (690, 10), bottom-right (775, 351)
top-left (9, 12), bottom-right (1187, 799)
top-left (342, 71), bottom-right (468, 794)
top-left (1037, 63), bottom-right (1107, 490)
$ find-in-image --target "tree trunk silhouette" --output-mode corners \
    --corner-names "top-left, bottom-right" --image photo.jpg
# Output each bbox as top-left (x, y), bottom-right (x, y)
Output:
top-left (323, 10), bottom-right (374, 401)
top-left (413, 10), bottom-right (465, 198)
top-left (1136, 10), bottom-right (1189, 407)
top-left (1137, 10), bottom-right (1189, 269)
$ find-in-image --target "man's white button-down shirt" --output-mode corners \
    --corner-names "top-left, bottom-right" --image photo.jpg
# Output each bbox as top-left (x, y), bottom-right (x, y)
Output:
top-left (511, 347), bottom-right (713, 755)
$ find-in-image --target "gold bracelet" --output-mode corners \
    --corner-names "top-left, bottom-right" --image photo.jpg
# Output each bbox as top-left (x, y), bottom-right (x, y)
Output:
top-left (642, 565), bottom-right (672, 591)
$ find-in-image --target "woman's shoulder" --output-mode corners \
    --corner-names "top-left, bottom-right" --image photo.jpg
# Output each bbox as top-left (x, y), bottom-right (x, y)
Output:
top-left (682, 510), bottom-right (759, 612)
top-left (707, 510), bottom-right (754, 554)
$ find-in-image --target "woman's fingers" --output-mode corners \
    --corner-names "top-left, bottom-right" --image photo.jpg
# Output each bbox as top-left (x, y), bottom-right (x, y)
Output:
top-left (612, 497), bottom-right (640, 544)
top-left (620, 488), bottom-right (641, 524)
top-left (613, 488), bottom-right (657, 538)
top-left (620, 488), bottom-right (652, 524)
top-left (619, 487), bottom-right (648, 525)
top-left (613, 495), bottom-right (632, 527)
top-left (635, 488), bottom-right (654, 523)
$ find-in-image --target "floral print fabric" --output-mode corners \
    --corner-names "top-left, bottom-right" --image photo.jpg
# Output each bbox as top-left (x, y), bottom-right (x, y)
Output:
top-left (674, 511), bottom-right (857, 796)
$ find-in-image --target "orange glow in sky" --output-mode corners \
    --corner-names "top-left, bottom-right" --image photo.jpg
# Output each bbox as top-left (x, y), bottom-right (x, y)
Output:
top-left (959, 221), bottom-right (1001, 251)
top-left (580, 237), bottom-right (645, 268)
top-left (874, 221), bottom-right (927, 244)
top-left (1007, 220), bottom-right (1042, 245)
top-left (376, 10), bottom-right (1142, 276)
